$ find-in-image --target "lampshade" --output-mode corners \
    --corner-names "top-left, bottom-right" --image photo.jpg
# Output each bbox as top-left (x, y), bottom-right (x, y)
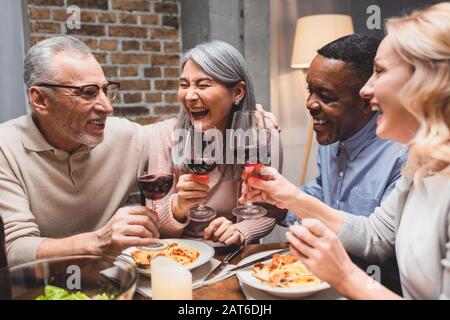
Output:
top-left (291, 14), bottom-right (354, 69)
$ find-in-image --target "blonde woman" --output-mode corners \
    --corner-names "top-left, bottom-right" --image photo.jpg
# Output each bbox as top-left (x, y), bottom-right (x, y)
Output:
top-left (243, 3), bottom-right (450, 299)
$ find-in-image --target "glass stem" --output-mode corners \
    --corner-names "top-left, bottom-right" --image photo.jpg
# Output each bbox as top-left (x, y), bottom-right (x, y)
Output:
top-left (245, 176), bottom-right (252, 206)
top-left (238, 175), bottom-right (251, 207)
top-left (246, 177), bottom-right (252, 206)
top-left (196, 174), bottom-right (208, 209)
top-left (140, 190), bottom-right (146, 206)
top-left (243, 168), bottom-right (252, 206)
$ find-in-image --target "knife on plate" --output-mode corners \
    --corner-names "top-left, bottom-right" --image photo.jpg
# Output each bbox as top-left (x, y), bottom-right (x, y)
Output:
top-left (203, 245), bottom-right (243, 282)
top-left (227, 247), bottom-right (290, 273)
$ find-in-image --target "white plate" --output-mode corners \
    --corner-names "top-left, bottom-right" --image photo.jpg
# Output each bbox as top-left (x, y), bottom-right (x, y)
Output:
top-left (236, 249), bottom-right (331, 299)
top-left (121, 239), bottom-right (215, 277)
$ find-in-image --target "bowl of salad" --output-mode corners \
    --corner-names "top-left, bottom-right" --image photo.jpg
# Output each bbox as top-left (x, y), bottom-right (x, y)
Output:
top-left (0, 255), bottom-right (138, 300)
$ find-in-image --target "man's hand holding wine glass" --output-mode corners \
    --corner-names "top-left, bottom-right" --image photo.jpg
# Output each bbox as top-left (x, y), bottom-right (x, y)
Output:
top-left (93, 206), bottom-right (160, 256)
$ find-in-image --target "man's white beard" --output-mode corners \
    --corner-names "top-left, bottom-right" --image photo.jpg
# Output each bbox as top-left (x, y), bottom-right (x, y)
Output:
top-left (51, 113), bottom-right (105, 148)
top-left (77, 131), bottom-right (104, 147)
top-left (58, 126), bottom-right (104, 148)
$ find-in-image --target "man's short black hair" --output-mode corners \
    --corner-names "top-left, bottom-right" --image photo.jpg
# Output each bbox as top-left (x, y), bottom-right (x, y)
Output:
top-left (317, 34), bottom-right (381, 85)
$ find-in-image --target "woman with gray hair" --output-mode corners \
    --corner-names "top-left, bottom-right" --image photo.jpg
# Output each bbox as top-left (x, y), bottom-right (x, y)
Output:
top-left (147, 40), bottom-right (282, 246)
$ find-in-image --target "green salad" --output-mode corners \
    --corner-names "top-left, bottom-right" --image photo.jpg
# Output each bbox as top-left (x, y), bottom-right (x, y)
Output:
top-left (36, 285), bottom-right (115, 300)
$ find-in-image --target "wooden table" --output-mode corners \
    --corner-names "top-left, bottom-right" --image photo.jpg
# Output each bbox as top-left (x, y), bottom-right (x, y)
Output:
top-left (194, 242), bottom-right (289, 300)
top-left (133, 242), bottom-right (289, 300)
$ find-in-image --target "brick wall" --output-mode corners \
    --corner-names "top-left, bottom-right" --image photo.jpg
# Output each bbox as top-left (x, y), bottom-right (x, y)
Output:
top-left (27, 0), bottom-right (182, 125)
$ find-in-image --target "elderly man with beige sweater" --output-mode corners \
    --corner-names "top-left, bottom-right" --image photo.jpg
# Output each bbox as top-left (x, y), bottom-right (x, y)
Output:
top-left (0, 36), bottom-right (160, 266)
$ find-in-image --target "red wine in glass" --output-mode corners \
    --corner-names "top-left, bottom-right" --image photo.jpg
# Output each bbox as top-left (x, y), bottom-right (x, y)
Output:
top-left (137, 173), bottom-right (174, 204)
top-left (230, 111), bottom-right (269, 220)
top-left (185, 158), bottom-right (218, 222)
top-left (183, 125), bottom-right (218, 222)
top-left (186, 159), bottom-right (217, 175)
top-left (136, 173), bottom-right (174, 249)
top-left (232, 146), bottom-right (267, 219)
top-left (234, 145), bottom-right (260, 166)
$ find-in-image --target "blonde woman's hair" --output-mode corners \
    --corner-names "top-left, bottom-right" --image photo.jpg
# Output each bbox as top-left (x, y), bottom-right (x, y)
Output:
top-left (385, 2), bottom-right (450, 178)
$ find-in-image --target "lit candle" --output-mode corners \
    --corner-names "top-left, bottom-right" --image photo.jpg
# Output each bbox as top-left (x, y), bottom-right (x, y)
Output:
top-left (151, 257), bottom-right (192, 300)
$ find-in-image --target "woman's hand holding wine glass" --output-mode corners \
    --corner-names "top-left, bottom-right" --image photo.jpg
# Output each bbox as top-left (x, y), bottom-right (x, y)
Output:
top-left (182, 124), bottom-right (218, 222)
top-left (172, 174), bottom-right (210, 222)
top-left (239, 164), bottom-right (303, 210)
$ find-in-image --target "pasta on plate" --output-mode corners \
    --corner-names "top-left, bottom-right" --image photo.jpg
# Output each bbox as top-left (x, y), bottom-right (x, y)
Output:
top-left (131, 243), bottom-right (200, 268)
top-left (251, 253), bottom-right (322, 288)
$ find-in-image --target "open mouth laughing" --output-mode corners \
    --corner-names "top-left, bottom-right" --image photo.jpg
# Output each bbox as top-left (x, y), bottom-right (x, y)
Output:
top-left (312, 118), bottom-right (331, 131)
top-left (87, 118), bottom-right (106, 130)
top-left (371, 104), bottom-right (384, 123)
top-left (190, 107), bottom-right (210, 120)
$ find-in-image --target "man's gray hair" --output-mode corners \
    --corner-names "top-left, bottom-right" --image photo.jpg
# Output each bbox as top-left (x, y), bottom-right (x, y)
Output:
top-left (24, 36), bottom-right (92, 88)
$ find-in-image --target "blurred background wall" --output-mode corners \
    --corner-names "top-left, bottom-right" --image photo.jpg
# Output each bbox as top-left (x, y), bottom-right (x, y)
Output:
top-left (181, 0), bottom-right (271, 119)
top-left (0, 0), bottom-right (28, 123)
top-left (23, 0), bottom-right (182, 125)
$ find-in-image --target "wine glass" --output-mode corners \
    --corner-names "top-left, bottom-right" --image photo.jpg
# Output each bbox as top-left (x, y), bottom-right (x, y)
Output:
top-left (137, 172), bottom-right (174, 249)
top-left (230, 110), bottom-right (269, 219)
top-left (183, 124), bottom-right (218, 222)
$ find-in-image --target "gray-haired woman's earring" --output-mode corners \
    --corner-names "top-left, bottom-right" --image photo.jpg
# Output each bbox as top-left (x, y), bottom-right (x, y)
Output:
top-left (234, 99), bottom-right (240, 106)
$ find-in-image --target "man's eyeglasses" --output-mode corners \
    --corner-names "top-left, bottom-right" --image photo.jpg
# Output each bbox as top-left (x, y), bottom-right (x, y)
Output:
top-left (35, 82), bottom-right (120, 101)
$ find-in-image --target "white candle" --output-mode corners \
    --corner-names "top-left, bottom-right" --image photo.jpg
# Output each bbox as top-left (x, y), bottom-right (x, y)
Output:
top-left (151, 256), bottom-right (193, 300)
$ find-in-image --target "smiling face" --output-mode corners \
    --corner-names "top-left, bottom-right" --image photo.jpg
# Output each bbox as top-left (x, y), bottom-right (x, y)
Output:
top-left (360, 35), bottom-right (419, 144)
top-left (178, 59), bottom-right (245, 132)
top-left (306, 55), bottom-right (373, 145)
top-left (32, 51), bottom-right (113, 152)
